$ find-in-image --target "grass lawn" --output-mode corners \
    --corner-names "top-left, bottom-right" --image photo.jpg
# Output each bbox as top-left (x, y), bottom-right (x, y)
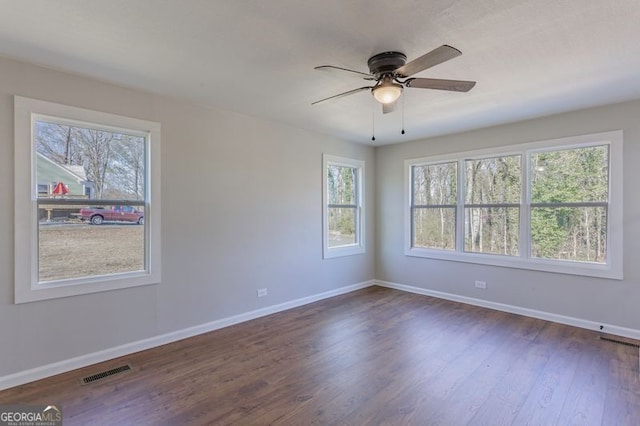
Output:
top-left (38, 223), bottom-right (144, 282)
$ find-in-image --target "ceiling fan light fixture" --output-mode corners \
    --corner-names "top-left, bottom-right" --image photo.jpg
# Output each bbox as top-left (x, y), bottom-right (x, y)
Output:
top-left (313, 45), bottom-right (475, 112)
top-left (372, 80), bottom-right (403, 104)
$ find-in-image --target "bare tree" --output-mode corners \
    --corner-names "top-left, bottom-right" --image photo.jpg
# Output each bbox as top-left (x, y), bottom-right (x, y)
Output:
top-left (35, 122), bottom-right (76, 165)
top-left (76, 128), bottom-right (114, 199)
top-left (108, 135), bottom-right (145, 199)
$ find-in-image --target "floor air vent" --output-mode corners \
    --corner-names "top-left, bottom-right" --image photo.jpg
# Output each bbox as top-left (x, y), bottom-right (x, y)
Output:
top-left (599, 336), bottom-right (640, 348)
top-left (82, 364), bottom-right (132, 385)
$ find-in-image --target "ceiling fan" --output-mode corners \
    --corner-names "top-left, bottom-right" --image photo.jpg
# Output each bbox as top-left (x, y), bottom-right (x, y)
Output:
top-left (312, 45), bottom-right (476, 113)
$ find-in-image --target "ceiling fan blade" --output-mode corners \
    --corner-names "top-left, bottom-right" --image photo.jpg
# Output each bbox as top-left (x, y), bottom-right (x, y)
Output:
top-left (405, 78), bottom-right (476, 92)
top-left (315, 65), bottom-right (375, 80)
top-left (382, 99), bottom-right (398, 114)
top-left (311, 86), bottom-right (373, 105)
top-left (395, 45), bottom-right (462, 78)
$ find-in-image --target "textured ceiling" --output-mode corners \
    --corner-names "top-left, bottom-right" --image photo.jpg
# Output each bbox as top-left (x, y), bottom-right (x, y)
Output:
top-left (1, 0), bottom-right (640, 145)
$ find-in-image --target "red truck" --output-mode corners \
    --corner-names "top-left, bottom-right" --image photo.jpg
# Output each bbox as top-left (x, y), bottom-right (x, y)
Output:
top-left (78, 205), bottom-right (144, 225)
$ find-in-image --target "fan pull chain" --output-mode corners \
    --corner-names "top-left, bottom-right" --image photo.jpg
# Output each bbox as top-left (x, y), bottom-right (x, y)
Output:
top-left (401, 93), bottom-right (406, 135)
top-left (371, 101), bottom-right (376, 142)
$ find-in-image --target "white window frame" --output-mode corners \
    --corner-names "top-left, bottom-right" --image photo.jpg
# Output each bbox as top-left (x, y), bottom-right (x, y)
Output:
top-left (404, 131), bottom-right (623, 279)
top-left (323, 154), bottom-right (365, 258)
top-left (14, 96), bottom-right (162, 303)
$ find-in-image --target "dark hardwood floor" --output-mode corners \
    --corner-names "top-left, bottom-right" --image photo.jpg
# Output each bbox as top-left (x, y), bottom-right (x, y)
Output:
top-left (1, 286), bottom-right (639, 425)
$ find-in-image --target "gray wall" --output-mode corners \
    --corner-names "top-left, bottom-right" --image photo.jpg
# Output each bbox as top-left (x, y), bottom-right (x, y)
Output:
top-left (376, 100), bottom-right (640, 330)
top-left (0, 56), bottom-right (375, 377)
top-left (3, 52), bottom-right (640, 380)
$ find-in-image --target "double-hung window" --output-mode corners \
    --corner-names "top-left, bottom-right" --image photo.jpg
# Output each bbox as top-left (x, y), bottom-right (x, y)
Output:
top-left (323, 155), bottom-right (365, 258)
top-left (529, 145), bottom-right (609, 262)
top-left (14, 96), bottom-right (161, 303)
top-left (405, 131), bottom-right (622, 279)
top-left (464, 154), bottom-right (521, 256)
top-left (411, 161), bottom-right (457, 250)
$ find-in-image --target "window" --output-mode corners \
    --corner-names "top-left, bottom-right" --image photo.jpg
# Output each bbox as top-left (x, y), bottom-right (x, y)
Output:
top-left (411, 162), bottom-right (457, 250)
top-left (464, 155), bottom-right (521, 256)
top-left (37, 183), bottom-right (51, 196)
top-left (405, 131), bottom-right (623, 279)
top-left (323, 155), bottom-right (365, 258)
top-left (14, 96), bottom-right (161, 303)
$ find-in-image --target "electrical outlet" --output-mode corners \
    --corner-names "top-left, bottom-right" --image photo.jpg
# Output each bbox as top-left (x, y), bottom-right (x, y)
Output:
top-left (475, 280), bottom-right (487, 289)
top-left (257, 288), bottom-right (268, 298)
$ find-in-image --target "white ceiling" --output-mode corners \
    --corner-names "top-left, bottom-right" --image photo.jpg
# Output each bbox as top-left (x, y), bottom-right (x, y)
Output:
top-left (2, 1), bottom-right (640, 145)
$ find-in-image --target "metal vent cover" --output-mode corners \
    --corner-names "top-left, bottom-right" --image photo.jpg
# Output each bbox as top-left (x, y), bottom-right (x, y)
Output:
top-left (599, 336), bottom-right (640, 348)
top-left (81, 364), bottom-right (132, 385)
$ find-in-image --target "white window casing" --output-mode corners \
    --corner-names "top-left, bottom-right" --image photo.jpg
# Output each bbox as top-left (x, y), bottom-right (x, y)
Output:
top-left (404, 131), bottom-right (623, 279)
top-left (323, 154), bottom-right (365, 259)
top-left (14, 96), bottom-right (162, 303)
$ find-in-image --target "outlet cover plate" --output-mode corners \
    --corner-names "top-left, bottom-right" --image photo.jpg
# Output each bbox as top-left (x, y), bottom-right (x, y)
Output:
top-left (475, 280), bottom-right (487, 289)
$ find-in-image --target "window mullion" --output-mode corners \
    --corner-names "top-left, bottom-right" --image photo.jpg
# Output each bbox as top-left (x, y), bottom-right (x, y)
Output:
top-left (456, 158), bottom-right (465, 253)
top-left (521, 151), bottom-right (531, 259)
top-left (410, 165), bottom-right (416, 248)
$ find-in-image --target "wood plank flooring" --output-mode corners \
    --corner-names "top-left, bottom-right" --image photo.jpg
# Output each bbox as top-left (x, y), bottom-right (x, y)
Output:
top-left (1, 286), bottom-right (639, 425)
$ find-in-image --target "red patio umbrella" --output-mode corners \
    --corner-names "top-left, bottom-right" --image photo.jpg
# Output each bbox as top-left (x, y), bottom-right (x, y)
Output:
top-left (51, 182), bottom-right (69, 195)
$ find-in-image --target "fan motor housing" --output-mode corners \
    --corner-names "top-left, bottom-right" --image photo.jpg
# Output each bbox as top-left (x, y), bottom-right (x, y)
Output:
top-left (367, 51), bottom-right (407, 78)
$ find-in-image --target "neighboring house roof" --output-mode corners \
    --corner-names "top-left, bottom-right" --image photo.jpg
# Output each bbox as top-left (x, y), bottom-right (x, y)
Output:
top-left (37, 152), bottom-right (89, 196)
top-left (37, 153), bottom-right (87, 182)
top-left (62, 164), bottom-right (87, 181)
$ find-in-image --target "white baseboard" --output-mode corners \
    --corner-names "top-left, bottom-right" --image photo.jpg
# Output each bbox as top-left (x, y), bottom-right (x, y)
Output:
top-left (0, 280), bottom-right (375, 391)
top-left (375, 279), bottom-right (640, 340)
top-left (4, 278), bottom-right (638, 391)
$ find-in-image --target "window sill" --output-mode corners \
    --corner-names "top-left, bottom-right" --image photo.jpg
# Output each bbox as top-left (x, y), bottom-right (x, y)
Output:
top-left (323, 245), bottom-right (365, 259)
top-left (15, 271), bottom-right (160, 304)
top-left (405, 247), bottom-right (622, 280)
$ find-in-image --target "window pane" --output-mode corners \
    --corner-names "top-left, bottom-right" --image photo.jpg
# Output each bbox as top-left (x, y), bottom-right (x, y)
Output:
top-left (34, 119), bottom-right (147, 283)
top-left (465, 155), bottom-right (521, 204)
top-left (531, 145), bottom-right (608, 203)
top-left (328, 207), bottom-right (357, 247)
top-left (413, 207), bottom-right (455, 250)
top-left (327, 165), bottom-right (357, 205)
top-left (38, 203), bottom-right (145, 282)
top-left (35, 120), bottom-right (146, 201)
top-left (531, 206), bottom-right (606, 263)
top-left (412, 162), bottom-right (457, 205)
top-left (465, 207), bottom-right (519, 255)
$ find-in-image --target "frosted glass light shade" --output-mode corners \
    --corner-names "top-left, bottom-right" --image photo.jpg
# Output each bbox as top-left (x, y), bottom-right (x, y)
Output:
top-left (372, 82), bottom-right (403, 104)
